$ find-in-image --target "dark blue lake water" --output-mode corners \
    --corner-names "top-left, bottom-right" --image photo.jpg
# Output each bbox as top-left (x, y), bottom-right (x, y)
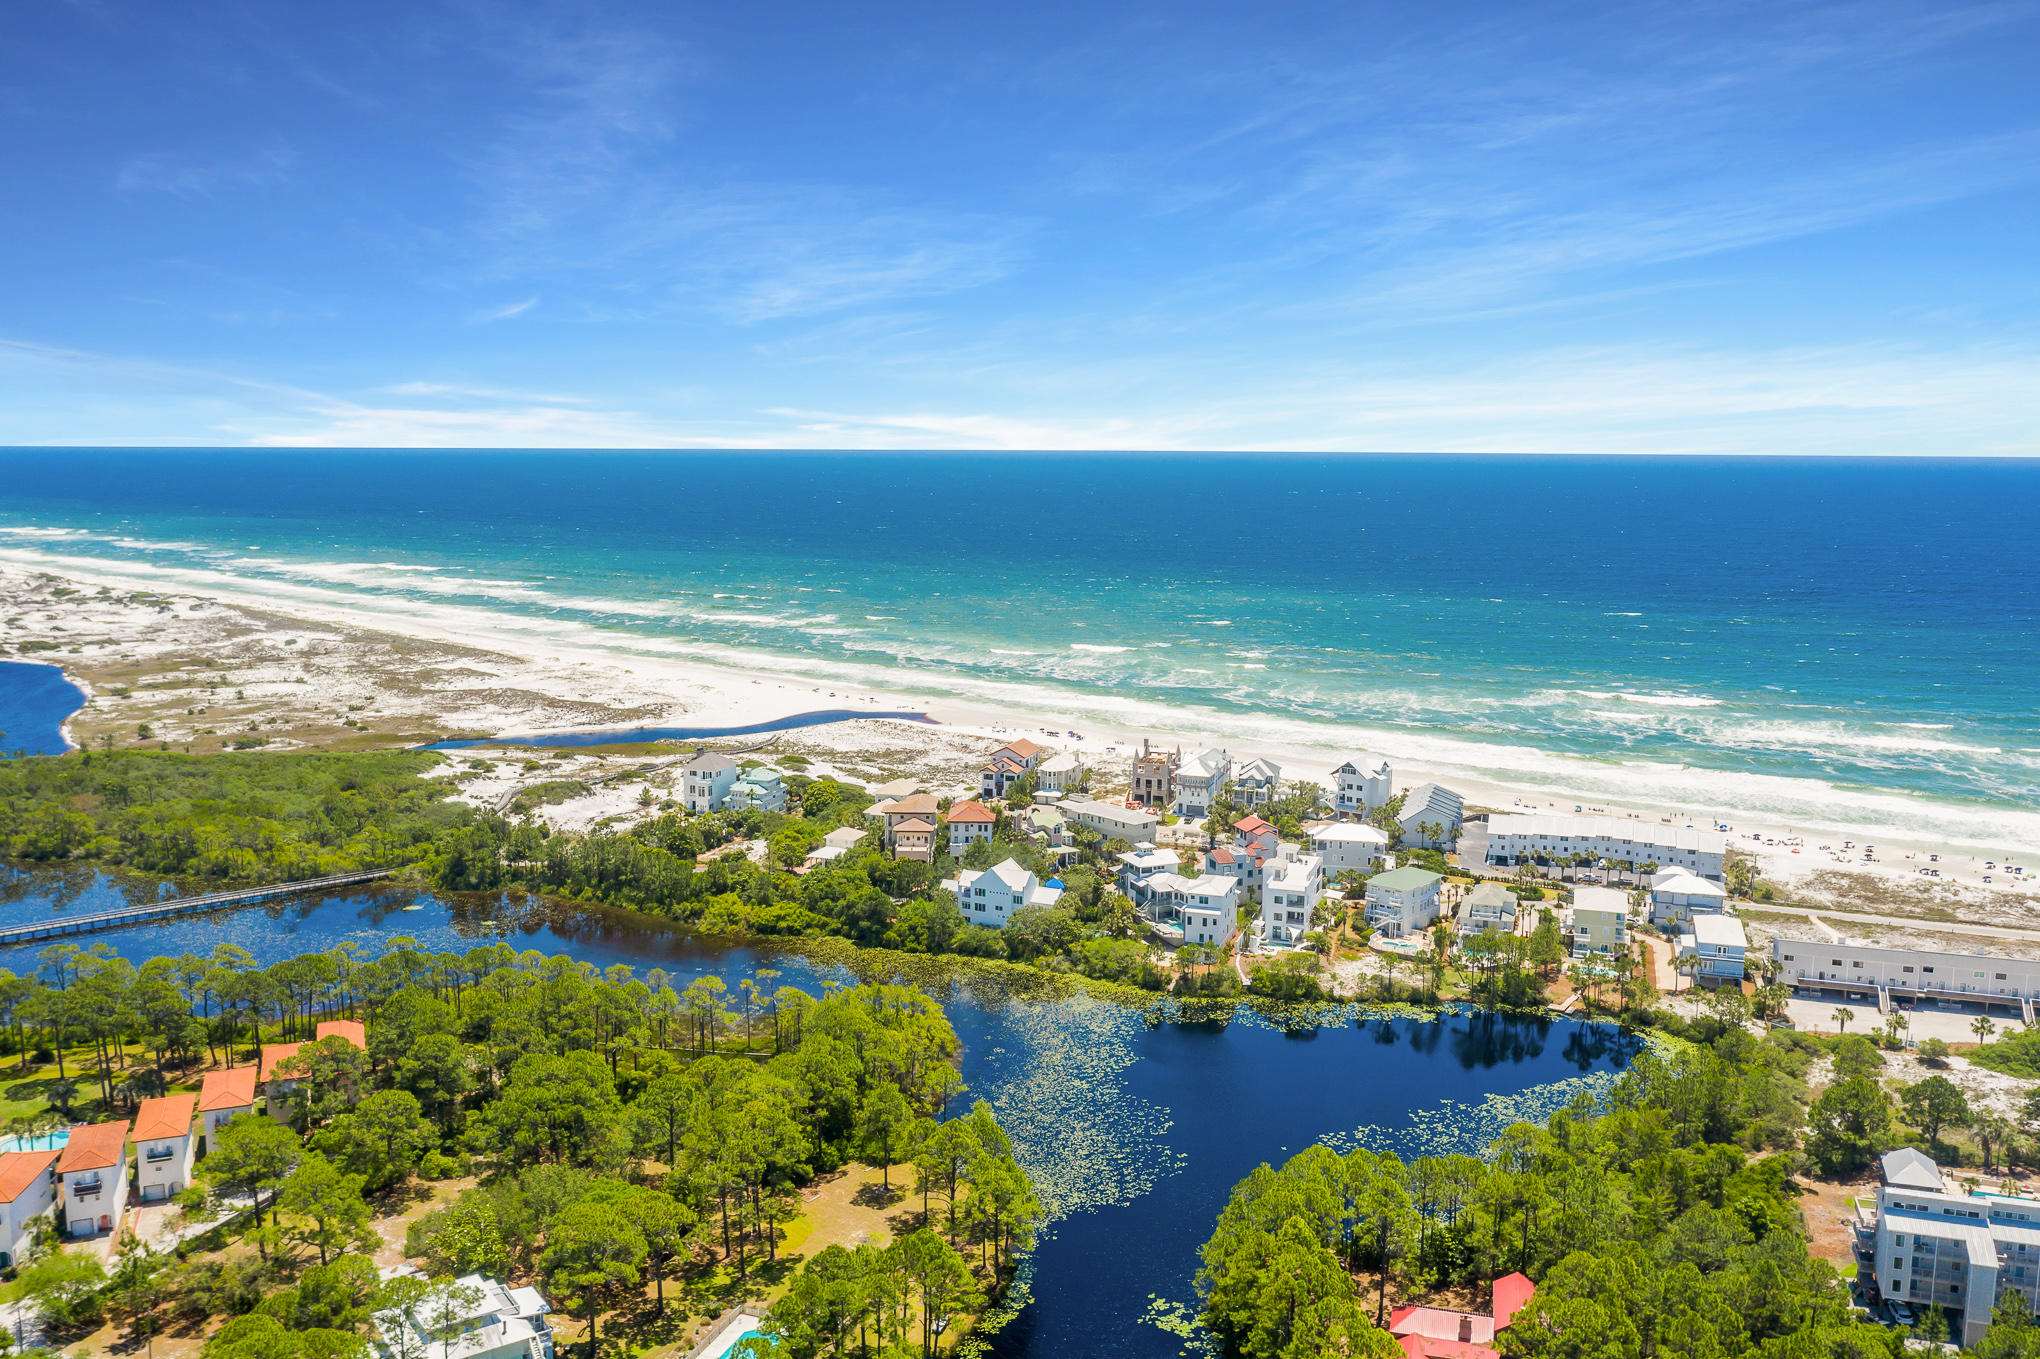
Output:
top-left (0, 660), bottom-right (84, 757)
top-left (0, 866), bottom-right (1635, 1357)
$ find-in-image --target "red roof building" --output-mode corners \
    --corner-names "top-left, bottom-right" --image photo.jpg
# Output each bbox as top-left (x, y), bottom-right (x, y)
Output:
top-left (1390, 1275), bottom-right (1536, 1359)
top-left (55, 1120), bottom-right (129, 1174)
top-left (131, 1093), bottom-right (196, 1144)
top-left (946, 800), bottom-right (996, 824)
top-left (315, 1019), bottom-right (366, 1048)
top-left (199, 1066), bottom-right (260, 1113)
top-left (0, 1149), bottom-right (58, 1206)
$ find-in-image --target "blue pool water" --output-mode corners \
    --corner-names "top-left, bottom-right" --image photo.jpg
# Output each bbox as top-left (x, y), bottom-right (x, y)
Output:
top-left (0, 660), bottom-right (84, 757)
top-left (2, 449), bottom-right (2034, 847)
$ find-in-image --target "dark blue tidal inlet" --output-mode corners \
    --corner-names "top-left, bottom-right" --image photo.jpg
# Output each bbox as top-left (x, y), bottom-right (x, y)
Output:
top-left (0, 866), bottom-right (1635, 1358)
top-left (0, 660), bottom-right (84, 757)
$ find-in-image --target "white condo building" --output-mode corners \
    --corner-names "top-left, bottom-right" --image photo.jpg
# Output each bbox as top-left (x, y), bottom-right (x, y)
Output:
top-left (1771, 939), bottom-right (2040, 1019)
top-left (1477, 813), bottom-right (1725, 881)
top-left (1859, 1148), bottom-right (2040, 1346)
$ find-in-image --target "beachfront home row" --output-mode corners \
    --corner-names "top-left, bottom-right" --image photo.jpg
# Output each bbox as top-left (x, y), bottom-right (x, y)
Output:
top-left (1472, 813), bottom-right (1726, 882)
top-left (1332, 756), bottom-right (1392, 815)
top-left (1771, 938), bottom-right (2040, 1017)
top-left (944, 859), bottom-right (1062, 928)
top-left (1363, 867), bottom-right (1444, 939)
top-left (1860, 1148), bottom-right (2040, 1347)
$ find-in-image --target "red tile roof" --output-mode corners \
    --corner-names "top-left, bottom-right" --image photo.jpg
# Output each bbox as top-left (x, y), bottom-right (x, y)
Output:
top-left (0, 1150), bottom-right (58, 1204)
top-left (199, 1066), bottom-right (260, 1112)
top-left (893, 818), bottom-right (936, 834)
top-left (995, 739), bottom-right (1043, 759)
top-left (259, 1041), bottom-right (304, 1081)
top-left (946, 800), bottom-right (996, 824)
top-left (315, 1020), bottom-right (366, 1049)
top-left (56, 1120), bottom-right (130, 1174)
top-left (132, 1093), bottom-right (196, 1143)
top-left (1397, 1337), bottom-right (1498, 1359)
top-left (1235, 815), bottom-right (1276, 836)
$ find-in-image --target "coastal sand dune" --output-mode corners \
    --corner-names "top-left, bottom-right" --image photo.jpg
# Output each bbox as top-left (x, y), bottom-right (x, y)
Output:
top-left (2, 559), bottom-right (2033, 928)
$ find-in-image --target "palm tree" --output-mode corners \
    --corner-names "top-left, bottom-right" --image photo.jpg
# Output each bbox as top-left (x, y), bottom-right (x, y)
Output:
top-left (1978, 1114), bottom-right (2014, 1170)
top-left (1832, 1007), bottom-right (1853, 1036)
top-left (1973, 1015), bottom-right (1998, 1046)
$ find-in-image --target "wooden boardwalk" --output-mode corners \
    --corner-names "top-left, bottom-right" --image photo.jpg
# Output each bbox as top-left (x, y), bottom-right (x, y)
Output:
top-left (0, 868), bottom-right (397, 945)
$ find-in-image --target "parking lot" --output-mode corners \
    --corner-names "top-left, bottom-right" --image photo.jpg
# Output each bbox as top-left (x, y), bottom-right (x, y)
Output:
top-left (1784, 994), bottom-right (2011, 1044)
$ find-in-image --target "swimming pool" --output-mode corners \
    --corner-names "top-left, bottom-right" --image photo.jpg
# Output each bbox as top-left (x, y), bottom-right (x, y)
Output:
top-left (0, 1129), bottom-right (70, 1154)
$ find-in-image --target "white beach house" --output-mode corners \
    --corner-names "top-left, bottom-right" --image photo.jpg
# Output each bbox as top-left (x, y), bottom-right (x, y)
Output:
top-left (1455, 883), bottom-right (1520, 939)
top-left (1150, 872), bottom-right (1241, 949)
top-left (0, 1149), bottom-right (58, 1268)
top-left (680, 753), bottom-right (740, 813)
top-left (1332, 756), bottom-right (1392, 814)
top-left (57, 1119), bottom-right (129, 1238)
top-left (726, 767), bottom-right (787, 812)
top-left (371, 1273), bottom-right (555, 1359)
top-left (1173, 749), bottom-right (1232, 818)
top-left (1117, 848), bottom-right (1182, 910)
top-left (1363, 867), bottom-right (1444, 939)
top-left (945, 799), bottom-right (997, 854)
top-left (946, 859), bottom-right (1062, 928)
top-left (1680, 913), bottom-right (1748, 984)
top-left (198, 1066), bottom-right (259, 1152)
top-left (1037, 750), bottom-right (1083, 792)
top-left (1306, 822), bottom-right (1390, 876)
top-left (1061, 797), bottom-right (1160, 845)
top-left (1259, 853), bottom-right (1325, 948)
top-left (979, 738), bottom-right (1044, 799)
top-left (1232, 756), bottom-right (1282, 807)
top-left (133, 1092), bottom-right (197, 1203)
top-left (1648, 868), bottom-right (1730, 929)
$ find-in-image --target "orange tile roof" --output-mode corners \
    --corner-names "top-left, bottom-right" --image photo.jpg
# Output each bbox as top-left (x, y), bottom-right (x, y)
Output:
top-left (945, 800), bottom-right (996, 824)
top-left (132, 1093), bottom-right (196, 1143)
top-left (56, 1120), bottom-right (130, 1174)
top-left (315, 1020), bottom-right (366, 1049)
top-left (893, 818), bottom-right (936, 834)
top-left (199, 1066), bottom-right (260, 1112)
top-left (259, 1041), bottom-right (305, 1081)
top-left (0, 1150), bottom-right (58, 1204)
top-left (996, 739), bottom-right (1043, 759)
top-left (1235, 815), bottom-right (1276, 835)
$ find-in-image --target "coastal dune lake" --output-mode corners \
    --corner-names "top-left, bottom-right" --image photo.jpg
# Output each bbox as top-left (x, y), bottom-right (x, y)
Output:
top-left (0, 869), bottom-right (1637, 1357)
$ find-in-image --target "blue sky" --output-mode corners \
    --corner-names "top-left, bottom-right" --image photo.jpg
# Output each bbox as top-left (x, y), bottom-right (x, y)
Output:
top-left (2, 0), bottom-right (2036, 452)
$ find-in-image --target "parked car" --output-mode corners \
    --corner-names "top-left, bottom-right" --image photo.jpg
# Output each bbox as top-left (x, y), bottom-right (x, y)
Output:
top-left (1886, 1301), bottom-right (1915, 1326)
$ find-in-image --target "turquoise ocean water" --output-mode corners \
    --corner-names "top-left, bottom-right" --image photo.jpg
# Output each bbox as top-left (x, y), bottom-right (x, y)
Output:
top-left (1, 450), bottom-right (2035, 849)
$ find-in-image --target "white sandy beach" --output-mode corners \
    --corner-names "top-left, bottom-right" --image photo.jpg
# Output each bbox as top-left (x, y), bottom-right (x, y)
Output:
top-left (3, 554), bottom-right (2034, 927)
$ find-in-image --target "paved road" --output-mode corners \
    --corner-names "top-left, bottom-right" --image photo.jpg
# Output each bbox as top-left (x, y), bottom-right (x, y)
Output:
top-left (1748, 903), bottom-right (2040, 945)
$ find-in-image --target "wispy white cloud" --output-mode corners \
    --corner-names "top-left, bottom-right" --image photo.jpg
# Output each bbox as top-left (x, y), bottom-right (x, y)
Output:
top-left (115, 144), bottom-right (296, 198)
top-left (470, 296), bottom-right (538, 323)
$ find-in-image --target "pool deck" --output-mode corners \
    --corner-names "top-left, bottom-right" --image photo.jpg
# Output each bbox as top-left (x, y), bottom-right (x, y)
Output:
top-left (681, 1306), bottom-right (767, 1359)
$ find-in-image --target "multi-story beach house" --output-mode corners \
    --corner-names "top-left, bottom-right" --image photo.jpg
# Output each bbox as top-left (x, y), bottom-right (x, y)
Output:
top-left (945, 859), bottom-right (1062, 928)
top-left (870, 793), bottom-right (942, 851)
top-left (133, 1092), bottom-right (198, 1203)
top-left (1648, 868), bottom-right (1730, 929)
top-left (371, 1273), bottom-right (556, 1359)
top-left (1037, 750), bottom-right (1082, 792)
top-left (1061, 797), bottom-right (1160, 845)
top-left (1769, 939), bottom-right (2040, 1018)
top-left (892, 818), bottom-right (937, 863)
top-left (945, 799), bottom-right (997, 854)
top-left (979, 739), bottom-right (1044, 799)
top-left (1363, 867), bottom-right (1444, 939)
top-left (1397, 783), bottom-right (1465, 849)
top-left (680, 753), bottom-right (739, 813)
top-left (1173, 749), bottom-right (1232, 818)
top-left (1858, 1147), bottom-right (2040, 1346)
top-left (1259, 853), bottom-right (1324, 948)
top-left (1455, 883), bottom-right (1520, 939)
top-left (1148, 872), bottom-right (1241, 949)
top-left (1474, 813), bottom-right (1726, 881)
top-left (1129, 740), bottom-right (1180, 809)
top-left (198, 1066), bottom-right (259, 1152)
top-left (1019, 804), bottom-right (1072, 857)
top-left (726, 768), bottom-right (786, 812)
top-left (1332, 756), bottom-right (1392, 814)
top-left (1680, 914), bottom-right (1748, 985)
top-left (56, 1119), bottom-right (129, 1238)
top-left (1306, 822), bottom-right (1390, 876)
top-left (1232, 756), bottom-right (1282, 807)
top-left (1117, 848), bottom-right (1182, 910)
top-left (0, 1149), bottom-right (59, 1268)
top-left (1568, 886), bottom-right (1630, 959)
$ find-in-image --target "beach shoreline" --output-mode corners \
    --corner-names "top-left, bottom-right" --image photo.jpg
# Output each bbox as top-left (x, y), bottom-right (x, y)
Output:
top-left (3, 555), bottom-right (2034, 922)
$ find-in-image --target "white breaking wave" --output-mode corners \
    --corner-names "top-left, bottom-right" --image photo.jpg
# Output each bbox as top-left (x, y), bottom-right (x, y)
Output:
top-left (1070, 643), bottom-right (1132, 653)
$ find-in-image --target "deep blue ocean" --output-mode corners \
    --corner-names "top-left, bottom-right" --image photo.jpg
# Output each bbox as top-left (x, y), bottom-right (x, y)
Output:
top-left (2, 450), bottom-right (2036, 848)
